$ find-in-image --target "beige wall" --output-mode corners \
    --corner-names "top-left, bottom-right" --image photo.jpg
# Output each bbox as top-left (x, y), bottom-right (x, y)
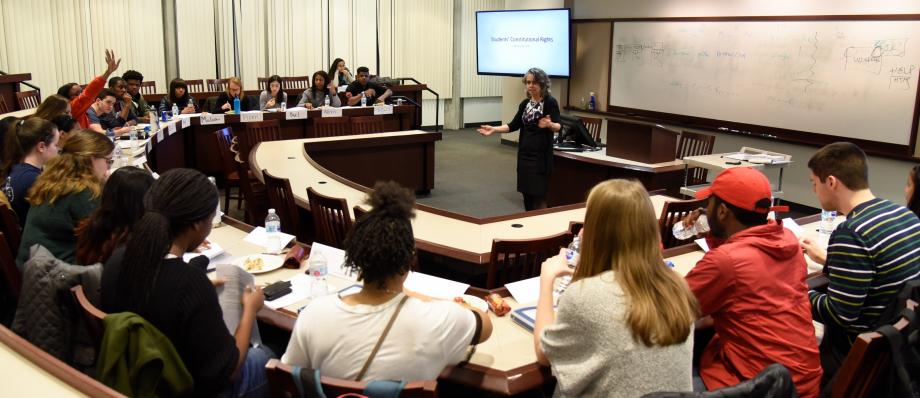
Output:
top-left (570, 0), bottom-right (920, 208)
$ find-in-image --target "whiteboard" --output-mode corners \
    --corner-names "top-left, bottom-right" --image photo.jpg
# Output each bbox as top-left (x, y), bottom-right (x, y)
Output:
top-left (609, 20), bottom-right (920, 146)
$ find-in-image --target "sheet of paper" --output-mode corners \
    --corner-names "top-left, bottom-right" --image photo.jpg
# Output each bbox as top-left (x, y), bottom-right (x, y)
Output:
top-left (373, 105), bottom-right (393, 115)
top-left (240, 111), bottom-right (264, 123)
top-left (695, 238), bottom-right (710, 252)
top-left (782, 218), bottom-right (805, 238)
top-left (180, 116), bottom-right (190, 128)
top-left (321, 107), bottom-right (343, 118)
top-left (156, 129), bottom-right (164, 143)
top-left (505, 277), bottom-right (540, 305)
top-left (285, 107), bottom-right (309, 120)
top-left (200, 113), bottom-right (225, 125)
top-left (242, 227), bottom-right (295, 252)
top-left (215, 264), bottom-right (261, 344)
top-left (167, 122), bottom-right (176, 135)
top-left (182, 242), bottom-right (225, 267)
top-left (308, 242), bottom-right (355, 281)
top-left (403, 271), bottom-right (469, 299)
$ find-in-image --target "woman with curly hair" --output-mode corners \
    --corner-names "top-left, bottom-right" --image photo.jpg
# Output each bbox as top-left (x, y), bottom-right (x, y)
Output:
top-left (16, 130), bottom-right (113, 267)
top-left (282, 181), bottom-right (492, 381)
top-left (74, 167), bottom-right (154, 265)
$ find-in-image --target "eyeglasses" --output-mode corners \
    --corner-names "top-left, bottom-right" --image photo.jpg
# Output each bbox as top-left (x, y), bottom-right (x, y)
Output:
top-left (96, 156), bottom-right (114, 167)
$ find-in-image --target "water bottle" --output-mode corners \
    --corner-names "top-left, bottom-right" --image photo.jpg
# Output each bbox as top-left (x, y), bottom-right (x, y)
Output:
top-left (279, 101), bottom-right (286, 111)
top-left (233, 97), bottom-right (241, 114)
top-left (106, 128), bottom-right (116, 142)
top-left (208, 177), bottom-right (222, 228)
top-left (171, 103), bottom-right (179, 119)
top-left (2, 176), bottom-right (14, 202)
top-left (819, 210), bottom-right (838, 236)
top-left (360, 94), bottom-right (367, 107)
top-left (672, 215), bottom-right (710, 240)
top-left (112, 145), bottom-right (123, 167)
top-left (324, 95), bottom-right (330, 108)
top-left (588, 92), bottom-right (596, 111)
top-left (555, 237), bottom-right (581, 295)
top-left (265, 209), bottom-right (282, 253)
top-left (129, 126), bottom-right (137, 142)
top-left (308, 251), bottom-right (329, 297)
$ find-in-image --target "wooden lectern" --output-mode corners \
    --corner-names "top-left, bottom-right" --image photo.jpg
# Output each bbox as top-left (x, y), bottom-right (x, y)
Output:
top-left (0, 73), bottom-right (33, 112)
top-left (606, 119), bottom-right (678, 164)
top-left (390, 84), bottom-right (427, 129)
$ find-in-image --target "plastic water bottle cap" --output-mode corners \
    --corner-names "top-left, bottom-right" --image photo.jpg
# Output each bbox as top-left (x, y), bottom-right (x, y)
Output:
top-left (268, 209), bottom-right (276, 214)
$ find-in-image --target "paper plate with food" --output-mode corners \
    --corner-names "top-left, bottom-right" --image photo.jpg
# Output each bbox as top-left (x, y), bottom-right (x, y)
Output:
top-left (231, 254), bottom-right (284, 274)
top-left (452, 294), bottom-right (488, 313)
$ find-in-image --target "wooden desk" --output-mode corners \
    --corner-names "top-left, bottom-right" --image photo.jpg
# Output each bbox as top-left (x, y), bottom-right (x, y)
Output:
top-left (548, 149), bottom-right (686, 206)
top-left (0, 324), bottom-right (122, 397)
top-left (0, 73), bottom-right (33, 111)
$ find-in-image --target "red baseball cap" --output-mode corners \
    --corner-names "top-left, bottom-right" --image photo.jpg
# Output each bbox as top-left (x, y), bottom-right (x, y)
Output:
top-left (695, 167), bottom-right (773, 214)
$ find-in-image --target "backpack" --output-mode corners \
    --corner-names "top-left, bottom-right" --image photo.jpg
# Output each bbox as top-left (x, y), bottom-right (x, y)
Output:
top-left (291, 367), bottom-right (406, 398)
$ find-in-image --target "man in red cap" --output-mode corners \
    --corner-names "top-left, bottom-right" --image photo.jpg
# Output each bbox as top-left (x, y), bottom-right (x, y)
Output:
top-left (684, 167), bottom-right (821, 397)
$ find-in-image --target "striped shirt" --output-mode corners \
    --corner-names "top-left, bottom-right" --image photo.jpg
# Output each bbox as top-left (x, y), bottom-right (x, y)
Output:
top-left (809, 197), bottom-right (920, 334)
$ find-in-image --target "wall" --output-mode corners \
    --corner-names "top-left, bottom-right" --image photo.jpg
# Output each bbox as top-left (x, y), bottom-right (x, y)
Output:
top-left (570, 0), bottom-right (920, 208)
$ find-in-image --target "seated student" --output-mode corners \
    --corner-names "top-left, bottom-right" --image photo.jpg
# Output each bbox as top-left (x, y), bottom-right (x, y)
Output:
top-left (87, 89), bottom-right (132, 137)
top-left (16, 130), bottom-right (113, 268)
top-left (259, 75), bottom-right (287, 111)
top-left (282, 181), bottom-right (491, 381)
top-left (535, 179), bottom-right (697, 397)
top-left (296, 71), bottom-right (341, 109)
top-left (121, 70), bottom-right (151, 122)
top-left (800, 142), bottom-right (920, 381)
top-left (345, 67), bottom-right (392, 106)
top-left (214, 76), bottom-right (256, 113)
top-left (106, 76), bottom-right (139, 127)
top-left (51, 115), bottom-right (80, 142)
top-left (30, 95), bottom-right (71, 121)
top-left (74, 167), bottom-right (153, 265)
top-left (59, 49), bottom-right (122, 128)
top-left (684, 167), bottom-right (821, 396)
top-left (0, 118), bottom-right (60, 226)
top-left (907, 165), bottom-right (920, 218)
top-left (328, 58), bottom-right (354, 90)
top-left (158, 78), bottom-right (198, 115)
top-left (101, 168), bottom-right (270, 397)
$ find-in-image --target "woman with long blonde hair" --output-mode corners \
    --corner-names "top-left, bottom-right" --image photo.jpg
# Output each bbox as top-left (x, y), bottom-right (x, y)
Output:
top-left (533, 179), bottom-right (698, 397)
top-left (16, 130), bottom-right (114, 267)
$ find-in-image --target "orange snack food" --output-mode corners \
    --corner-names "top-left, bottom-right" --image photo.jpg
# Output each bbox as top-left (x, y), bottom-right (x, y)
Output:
top-left (486, 293), bottom-right (511, 316)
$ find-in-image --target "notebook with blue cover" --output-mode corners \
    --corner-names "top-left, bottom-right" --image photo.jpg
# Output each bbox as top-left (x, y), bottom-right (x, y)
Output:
top-left (511, 306), bottom-right (538, 332)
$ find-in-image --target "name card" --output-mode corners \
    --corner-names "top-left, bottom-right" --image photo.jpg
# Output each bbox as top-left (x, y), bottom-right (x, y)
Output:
top-left (321, 107), bottom-right (343, 118)
top-left (200, 113), bottom-right (225, 125)
top-left (373, 105), bottom-right (393, 115)
top-left (240, 111), bottom-right (264, 123)
top-left (285, 107), bottom-right (309, 120)
top-left (181, 116), bottom-right (190, 128)
top-left (156, 129), bottom-right (165, 143)
top-left (167, 122), bottom-right (176, 135)
top-left (146, 140), bottom-right (153, 153)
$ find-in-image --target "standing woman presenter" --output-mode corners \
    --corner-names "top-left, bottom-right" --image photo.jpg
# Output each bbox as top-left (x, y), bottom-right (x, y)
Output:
top-left (478, 67), bottom-right (561, 211)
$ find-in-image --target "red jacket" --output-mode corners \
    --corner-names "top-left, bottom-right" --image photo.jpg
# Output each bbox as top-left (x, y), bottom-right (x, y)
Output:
top-left (686, 222), bottom-right (822, 397)
top-left (72, 76), bottom-right (105, 128)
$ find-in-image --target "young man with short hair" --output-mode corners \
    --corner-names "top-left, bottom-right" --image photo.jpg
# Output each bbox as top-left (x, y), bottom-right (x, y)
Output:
top-left (685, 167), bottom-right (822, 397)
top-left (121, 70), bottom-right (150, 122)
top-left (106, 76), bottom-right (138, 127)
top-left (344, 66), bottom-right (392, 106)
top-left (801, 141), bottom-right (920, 380)
top-left (86, 89), bottom-right (131, 137)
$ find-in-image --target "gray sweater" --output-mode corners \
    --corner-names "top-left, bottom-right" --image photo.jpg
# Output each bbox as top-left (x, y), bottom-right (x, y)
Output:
top-left (296, 88), bottom-right (342, 108)
top-left (541, 270), bottom-right (693, 397)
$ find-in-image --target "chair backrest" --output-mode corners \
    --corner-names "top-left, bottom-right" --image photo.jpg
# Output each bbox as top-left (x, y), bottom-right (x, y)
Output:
top-left (140, 81), bottom-right (157, 95)
top-left (213, 127), bottom-right (237, 176)
top-left (15, 90), bottom-right (41, 110)
top-left (69, 285), bottom-right (106, 347)
top-left (313, 116), bottom-right (351, 138)
top-left (207, 78), bottom-right (229, 92)
top-left (353, 205), bottom-right (367, 222)
top-left (283, 76), bottom-right (310, 90)
top-left (240, 120), bottom-right (283, 164)
top-left (830, 300), bottom-right (919, 398)
top-left (0, 95), bottom-right (10, 114)
top-left (183, 79), bottom-right (205, 93)
top-left (306, 188), bottom-right (353, 249)
top-left (487, 231), bottom-right (573, 289)
top-left (262, 169), bottom-right (302, 239)
top-left (257, 77), bottom-right (270, 91)
top-left (658, 197), bottom-right (708, 249)
top-left (677, 131), bottom-right (717, 185)
top-left (265, 359), bottom-right (438, 398)
top-left (350, 115), bottom-right (386, 135)
top-left (0, 204), bottom-right (21, 257)
top-left (568, 221), bottom-right (583, 237)
top-left (0, 233), bottom-right (20, 300)
top-left (578, 116), bottom-right (603, 142)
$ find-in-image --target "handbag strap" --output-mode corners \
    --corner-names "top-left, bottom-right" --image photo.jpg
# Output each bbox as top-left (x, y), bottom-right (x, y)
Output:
top-left (356, 295), bottom-right (409, 381)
